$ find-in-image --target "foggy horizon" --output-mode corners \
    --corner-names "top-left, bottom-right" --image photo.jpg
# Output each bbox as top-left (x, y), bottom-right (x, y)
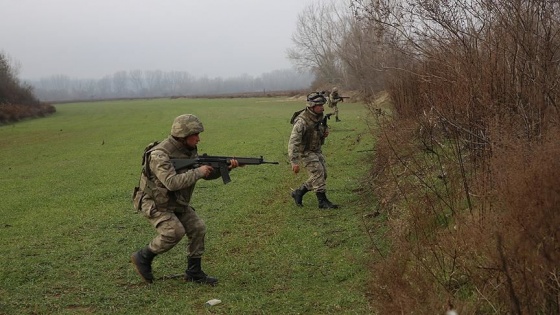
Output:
top-left (0, 0), bottom-right (318, 81)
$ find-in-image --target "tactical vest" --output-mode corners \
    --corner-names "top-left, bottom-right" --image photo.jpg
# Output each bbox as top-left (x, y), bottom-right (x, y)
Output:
top-left (296, 109), bottom-right (325, 152)
top-left (132, 138), bottom-right (193, 211)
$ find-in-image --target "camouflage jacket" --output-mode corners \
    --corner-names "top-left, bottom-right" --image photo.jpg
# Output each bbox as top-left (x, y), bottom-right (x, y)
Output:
top-left (288, 108), bottom-right (326, 164)
top-left (137, 135), bottom-right (220, 212)
top-left (329, 91), bottom-right (342, 105)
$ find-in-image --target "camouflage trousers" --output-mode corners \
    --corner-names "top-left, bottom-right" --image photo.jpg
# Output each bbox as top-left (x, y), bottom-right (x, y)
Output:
top-left (140, 199), bottom-right (206, 258)
top-left (327, 101), bottom-right (339, 118)
top-left (301, 152), bottom-right (328, 193)
top-left (331, 104), bottom-right (339, 118)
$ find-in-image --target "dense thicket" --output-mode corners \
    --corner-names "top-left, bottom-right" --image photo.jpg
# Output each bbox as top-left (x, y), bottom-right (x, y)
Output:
top-left (290, 0), bottom-right (560, 313)
top-left (0, 52), bottom-right (55, 123)
top-left (359, 1), bottom-right (560, 313)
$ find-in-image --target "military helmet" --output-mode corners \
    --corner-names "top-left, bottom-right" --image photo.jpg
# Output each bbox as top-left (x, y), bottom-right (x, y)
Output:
top-left (170, 114), bottom-right (204, 138)
top-left (332, 87), bottom-right (338, 92)
top-left (306, 92), bottom-right (327, 107)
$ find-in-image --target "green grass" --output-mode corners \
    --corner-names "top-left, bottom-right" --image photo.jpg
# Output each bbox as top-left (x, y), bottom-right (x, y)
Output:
top-left (0, 97), bottom-right (376, 314)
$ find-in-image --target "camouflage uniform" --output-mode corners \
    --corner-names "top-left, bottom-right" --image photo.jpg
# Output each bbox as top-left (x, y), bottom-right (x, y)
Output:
top-left (288, 108), bottom-right (328, 192)
top-left (289, 92), bottom-right (339, 209)
top-left (327, 87), bottom-right (342, 122)
top-left (131, 114), bottom-right (223, 285)
top-left (137, 135), bottom-right (220, 256)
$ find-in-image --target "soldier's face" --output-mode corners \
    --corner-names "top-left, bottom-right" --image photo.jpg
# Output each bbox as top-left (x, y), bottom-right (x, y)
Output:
top-left (312, 104), bottom-right (324, 114)
top-left (185, 133), bottom-right (200, 149)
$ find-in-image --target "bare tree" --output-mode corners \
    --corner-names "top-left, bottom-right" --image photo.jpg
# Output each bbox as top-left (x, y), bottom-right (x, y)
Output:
top-left (112, 71), bottom-right (129, 98)
top-left (287, 1), bottom-right (353, 85)
top-left (129, 70), bottom-right (145, 97)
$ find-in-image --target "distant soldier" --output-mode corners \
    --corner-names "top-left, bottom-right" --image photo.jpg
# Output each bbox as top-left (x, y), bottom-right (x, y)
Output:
top-left (288, 92), bottom-right (339, 209)
top-left (131, 114), bottom-right (240, 285)
top-left (327, 87), bottom-right (343, 122)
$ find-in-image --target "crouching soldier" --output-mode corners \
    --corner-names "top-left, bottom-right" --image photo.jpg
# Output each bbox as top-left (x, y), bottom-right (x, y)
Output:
top-left (131, 114), bottom-right (239, 285)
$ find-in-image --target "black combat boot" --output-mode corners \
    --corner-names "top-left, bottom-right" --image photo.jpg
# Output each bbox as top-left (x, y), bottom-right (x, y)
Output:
top-left (291, 184), bottom-right (310, 207)
top-left (131, 246), bottom-right (157, 283)
top-left (316, 192), bottom-right (339, 209)
top-left (185, 257), bottom-right (218, 286)
top-left (336, 117), bottom-right (341, 122)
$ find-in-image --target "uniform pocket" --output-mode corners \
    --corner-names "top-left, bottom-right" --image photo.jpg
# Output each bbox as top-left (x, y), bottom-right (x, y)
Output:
top-left (153, 186), bottom-right (170, 206)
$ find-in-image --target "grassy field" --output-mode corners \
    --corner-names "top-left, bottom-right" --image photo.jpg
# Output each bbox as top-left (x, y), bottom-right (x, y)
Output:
top-left (0, 97), bottom-right (376, 314)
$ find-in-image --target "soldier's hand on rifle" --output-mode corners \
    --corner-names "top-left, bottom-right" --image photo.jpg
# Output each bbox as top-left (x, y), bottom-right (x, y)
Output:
top-left (323, 129), bottom-right (330, 138)
top-left (229, 158), bottom-right (240, 170)
top-left (198, 165), bottom-right (214, 177)
top-left (292, 163), bottom-right (300, 174)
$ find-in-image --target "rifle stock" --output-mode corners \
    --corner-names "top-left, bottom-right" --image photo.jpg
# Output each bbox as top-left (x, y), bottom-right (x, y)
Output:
top-left (170, 154), bottom-right (279, 184)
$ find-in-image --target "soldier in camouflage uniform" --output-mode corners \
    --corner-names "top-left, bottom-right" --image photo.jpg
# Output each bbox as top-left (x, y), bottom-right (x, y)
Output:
top-left (288, 92), bottom-right (339, 209)
top-left (327, 87), bottom-right (342, 122)
top-left (131, 114), bottom-right (239, 285)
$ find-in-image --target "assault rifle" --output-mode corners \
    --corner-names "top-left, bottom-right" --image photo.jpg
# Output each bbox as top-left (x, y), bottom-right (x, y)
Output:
top-left (316, 113), bottom-right (334, 145)
top-left (170, 154), bottom-right (279, 184)
top-left (321, 113), bottom-right (333, 128)
top-left (338, 96), bottom-right (350, 102)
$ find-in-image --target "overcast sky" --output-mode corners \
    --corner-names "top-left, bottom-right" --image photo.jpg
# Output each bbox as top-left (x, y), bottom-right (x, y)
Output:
top-left (0, 0), bottom-right (318, 80)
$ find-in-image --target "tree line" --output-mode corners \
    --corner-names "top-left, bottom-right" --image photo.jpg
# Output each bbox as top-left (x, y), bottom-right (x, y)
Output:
top-left (288, 0), bottom-right (560, 313)
top-left (28, 69), bottom-right (314, 102)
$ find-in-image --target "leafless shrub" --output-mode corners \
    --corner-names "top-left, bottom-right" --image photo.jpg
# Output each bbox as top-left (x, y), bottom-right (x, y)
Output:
top-left (0, 52), bottom-right (55, 123)
top-left (353, 0), bottom-right (560, 313)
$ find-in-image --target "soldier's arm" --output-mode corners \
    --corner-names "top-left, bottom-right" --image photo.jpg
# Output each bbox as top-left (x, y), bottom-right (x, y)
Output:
top-left (288, 120), bottom-right (306, 164)
top-left (149, 150), bottom-right (204, 191)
